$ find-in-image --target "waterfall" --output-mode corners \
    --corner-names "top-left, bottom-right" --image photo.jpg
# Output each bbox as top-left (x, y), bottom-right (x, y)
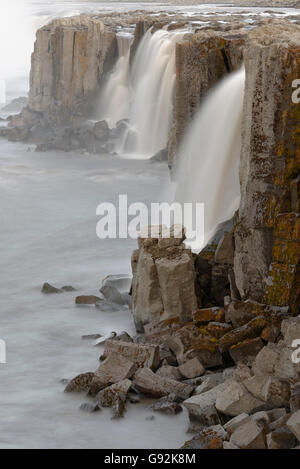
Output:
top-left (173, 68), bottom-right (245, 251)
top-left (97, 34), bottom-right (132, 128)
top-left (121, 28), bottom-right (184, 158)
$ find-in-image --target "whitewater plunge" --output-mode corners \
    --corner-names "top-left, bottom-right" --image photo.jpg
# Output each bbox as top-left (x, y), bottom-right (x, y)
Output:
top-left (173, 68), bottom-right (245, 251)
top-left (97, 28), bottom-right (185, 158)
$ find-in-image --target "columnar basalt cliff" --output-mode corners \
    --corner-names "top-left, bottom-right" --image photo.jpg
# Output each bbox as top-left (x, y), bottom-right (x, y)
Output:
top-left (234, 21), bottom-right (300, 313)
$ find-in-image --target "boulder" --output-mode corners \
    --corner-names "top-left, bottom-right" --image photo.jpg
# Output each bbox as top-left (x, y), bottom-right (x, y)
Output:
top-left (182, 425), bottom-right (227, 449)
top-left (192, 307), bottom-right (225, 324)
top-left (155, 365), bottom-right (182, 381)
top-left (215, 379), bottom-right (265, 417)
top-left (218, 316), bottom-right (268, 352)
top-left (41, 282), bottom-right (62, 294)
top-left (225, 300), bottom-right (267, 328)
top-left (89, 353), bottom-right (136, 396)
top-left (195, 372), bottom-right (224, 395)
top-left (290, 383), bottom-right (300, 412)
top-left (267, 428), bottom-right (297, 449)
top-left (183, 382), bottom-right (228, 428)
top-left (133, 368), bottom-right (193, 400)
top-left (151, 394), bottom-right (182, 415)
top-left (229, 338), bottom-right (265, 365)
top-left (102, 340), bottom-right (160, 370)
top-left (230, 420), bottom-right (267, 449)
top-left (98, 379), bottom-right (132, 418)
top-left (75, 295), bottom-right (101, 305)
top-left (93, 120), bottom-right (109, 141)
top-left (224, 413), bottom-right (251, 435)
top-left (64, 372), bottom-right (94, 393)
top-left (79, 402), bottom-right (99, 413)
top-left (178, 358), bottom-right (205, 379)
top-left (287, 410), bottom-right (300, 441)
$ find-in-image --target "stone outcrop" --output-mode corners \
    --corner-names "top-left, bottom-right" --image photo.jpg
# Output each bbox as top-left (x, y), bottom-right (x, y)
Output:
top-left (131, 226), bottom-right (198, 331)
top-left (234, 21), bottom-right (300, 312)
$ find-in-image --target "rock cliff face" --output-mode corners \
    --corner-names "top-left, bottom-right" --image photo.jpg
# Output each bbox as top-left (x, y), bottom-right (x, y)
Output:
top-left (168, 28), bottom-right (245, 168)
top-left (28, 16), bottom-right (117, 121)
top-left (234, 21), bottom-right (300, 313)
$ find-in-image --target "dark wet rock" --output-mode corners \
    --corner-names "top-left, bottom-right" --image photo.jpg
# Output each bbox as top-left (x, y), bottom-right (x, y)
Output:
top-left (150, 148), bottom-right (168, 163)
top-left (182, 425), bottom-right (227, 449)
top-left (64, 372), bottom-right (94, 393)
top-left (267, 427), bottom-right (297, 449)
top-left (290, 383), bottom-right (300, 412)
top-left (61, 285), bottom-right (77, 292)
top-left (75, 295), bottom-right (101, 305)
top-left (229, 337), bottom-right (265, 365)
top-left (93, 120), bottom-right (110, 140)
top-left (111, 332), bottom-right (133, 343)
top-left (81, 334), bottom-right (102, 340)
top-left (151, 394), bottom-right (182, 415)
top-left (41, 282), bottom-right (62, 294)
top-left (98, 379), bottom-right (132, 418)
top-left (79, 402), bottom-right (100, 413)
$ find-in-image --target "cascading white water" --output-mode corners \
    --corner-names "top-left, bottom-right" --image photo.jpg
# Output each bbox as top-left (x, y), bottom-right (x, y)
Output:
top-left (121, 29), bottom-right (184, 158)
top-left (97, 34), bottom-right (132, 128)
top-left (173, 68), bottom-right (245, 251)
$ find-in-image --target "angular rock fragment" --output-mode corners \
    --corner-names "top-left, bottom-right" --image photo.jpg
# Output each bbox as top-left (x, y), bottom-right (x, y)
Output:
top-left (290, 383), bottom-right (300, 412)
top-left (133, 368), bottom-right (193, 400)
top-left (178, 358), bottom-right (205, 379)
top-left (98, 379), bottom-right (132, 418)
top-left (41, 282), bottom-right (62, 294)
top-left (192, 307), bottom-right (225, 324)
top-left (89, 353), bottom-right (136, 396)
top-left (183, 382), bottom-right (228, 429)
top-left (64, 372), bottom-right (94, 393)
top-left (155, 365), bottom-right (182, 381)
top-left (219, 316), bottom-right (268, 352)
top-left (182, 425), bottom-right (227, 449)
top-left (79, 402), bottom-right (99, 413)
top-left (229, 337), bottom-right (264, 365)
top-left (102, 340), bottom-right (160, 370)
top-left (151, 394), bottom-right (182, 415)
top-left (215, 379), bottom-right (265, 417)
top-left (287, 410), bottom-right (300, 441)
top-left (75, 295), bottom-right (101, 305)
top-left (224, 413), bottom-right (251, 435)
top-left (195, 372), bottom-right (224, 395)
top-left (267, 428), bottom-right (297, 449)
top-left (230, 420), bottom-right (266, 449)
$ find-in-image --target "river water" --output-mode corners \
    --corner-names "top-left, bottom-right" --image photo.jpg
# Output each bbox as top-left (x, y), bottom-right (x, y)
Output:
top-left (0, 0), bottom-right (299, 449)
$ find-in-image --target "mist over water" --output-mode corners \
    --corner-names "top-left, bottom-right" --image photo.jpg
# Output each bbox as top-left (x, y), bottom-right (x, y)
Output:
top-left (174, 68), bottom-right (245, 251)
